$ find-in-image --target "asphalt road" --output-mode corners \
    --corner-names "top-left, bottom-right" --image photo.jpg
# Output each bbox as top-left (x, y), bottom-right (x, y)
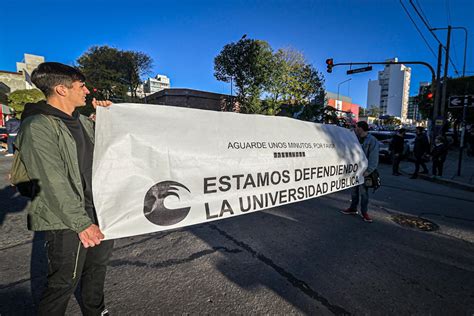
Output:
top-left (1, 155), bottom-right (473, 315)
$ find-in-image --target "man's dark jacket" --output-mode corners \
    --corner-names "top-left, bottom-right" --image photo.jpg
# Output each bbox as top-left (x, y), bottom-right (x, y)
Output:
top-left (414, 133), bottom-right (430, 158)
top-left (390, 134), bottom-right (405, 155)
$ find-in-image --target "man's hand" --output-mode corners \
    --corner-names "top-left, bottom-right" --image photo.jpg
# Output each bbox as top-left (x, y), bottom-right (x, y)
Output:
top-left (78, 224), bottom-right (105, 248)
top-left (92, 98), bottom-right (112, 109)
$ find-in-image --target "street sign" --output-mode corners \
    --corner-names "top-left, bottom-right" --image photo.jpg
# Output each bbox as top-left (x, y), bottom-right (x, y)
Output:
top-left (346, 66), bottom-right (372, 75)
top-left (449, 95), bottom-right (474, 108)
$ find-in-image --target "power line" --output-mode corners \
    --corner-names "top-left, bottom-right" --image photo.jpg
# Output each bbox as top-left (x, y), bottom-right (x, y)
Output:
top-left (408, 0), bottom-right (460, 76)
top-left (399, 0), bottom-right (437, 58)
top-left (415, 0), bottom-right (432, 29)
top-left (445, 0), bottom-right (460, 68)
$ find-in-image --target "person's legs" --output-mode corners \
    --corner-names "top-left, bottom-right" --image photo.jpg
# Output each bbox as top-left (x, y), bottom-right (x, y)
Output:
top-left (438, 161), bottom-right (444, 176)
top-left (7, 135), bottom-right (14, 154)
top-left (360, 185), bottom-right (372, 222)
top-left (360, 185), bottom-right (370, 215)
top-left (349, 185), bottom-right (360, 210)
top-left (80, 239), bottom-right (114, 316)
top-left (38, 230), bottom-right (87, 316)
top-left (432, 159), bottom-right (438, 175)
top-left (412, 157), bottom-right (421, 178)
top-left (392, 154), bottom-right (401, 174)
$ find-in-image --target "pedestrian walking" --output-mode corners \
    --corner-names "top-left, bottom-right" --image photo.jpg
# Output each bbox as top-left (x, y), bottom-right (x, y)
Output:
top-left (411, 126), bottom-right (430, 179)
top-left (13, 62), bottom-right (113, 316)
top-left (390, 128), bottom-right (405, 175)
top-left (431, 136), bottom-right (448, 176)
top-left (5, 112), bottom-right (20, 157)
top-left (342, 121), bottom-right (379, 223)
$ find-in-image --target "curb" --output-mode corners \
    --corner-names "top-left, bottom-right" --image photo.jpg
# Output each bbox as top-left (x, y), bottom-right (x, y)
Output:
top-left (400, 167), bottom-right (474, 192)
top-left (416, 173), bottom-right (474, 192)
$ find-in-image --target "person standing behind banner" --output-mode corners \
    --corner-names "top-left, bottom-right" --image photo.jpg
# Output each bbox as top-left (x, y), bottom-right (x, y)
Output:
top-left (342, 121), bottom-right (379, 223)
top-left (431, 135), bottom-right (448, 176)
top-left (5, 112), bottom-right (20, 157)
top-left (389, 128), bottom-right (406, 176)
top-left (410, 126), bottom-right (430, 179)
top-left (14, 62), bottom-right (113, 316)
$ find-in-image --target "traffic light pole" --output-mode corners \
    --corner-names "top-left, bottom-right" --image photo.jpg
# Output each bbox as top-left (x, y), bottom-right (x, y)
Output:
top-left (331, 60), bottom-right (436, 100)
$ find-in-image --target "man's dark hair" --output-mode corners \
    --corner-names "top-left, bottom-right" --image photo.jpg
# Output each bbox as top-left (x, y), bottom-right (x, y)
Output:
top-left (416, 126), bottom-right (424, 132)
top-left (356, 121), bottom-right (369, 132)
top-left (398, 128), bottom-right (406, 134)
top-left (31, 62), bottom-right (86, 97)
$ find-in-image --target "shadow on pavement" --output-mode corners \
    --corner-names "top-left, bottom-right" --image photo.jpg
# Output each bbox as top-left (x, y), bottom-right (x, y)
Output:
top-left (0, 185), bottom-right (28, 226)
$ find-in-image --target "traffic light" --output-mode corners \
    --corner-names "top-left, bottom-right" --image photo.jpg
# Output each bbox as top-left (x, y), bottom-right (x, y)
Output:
top-left (426, 92), bottom-right (433, 100)
top-left (326, 58), bottom-right (334, 73)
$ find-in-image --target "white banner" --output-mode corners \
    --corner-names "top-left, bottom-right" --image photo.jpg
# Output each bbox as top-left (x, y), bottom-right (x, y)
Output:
top-left (93, 103), bottom-right (367, 240)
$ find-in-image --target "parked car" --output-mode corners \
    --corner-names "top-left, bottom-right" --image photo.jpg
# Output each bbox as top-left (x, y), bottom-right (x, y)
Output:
top-left (369, 131), bottom-right (395, 161)
top-left (403, 132), bottom-right (416, 158)
top-left (369, 130), bottom-right (413, 162)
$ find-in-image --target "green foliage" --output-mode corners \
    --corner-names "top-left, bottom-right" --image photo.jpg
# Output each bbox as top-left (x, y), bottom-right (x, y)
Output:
top-left (77, 45), bottom-right (153, 102)
top-left (214, 38), bottom-right (274, 113)
top-left (264, 49), bottom-right (325, 117)
top-left (7, 89), bottom-right (45, 114)
top-left (366, 106), bottom-right (381, 118)
top-left (384, 116), bottom-right (402, 126)
top-left (214, 39), bottom-right (326, 118)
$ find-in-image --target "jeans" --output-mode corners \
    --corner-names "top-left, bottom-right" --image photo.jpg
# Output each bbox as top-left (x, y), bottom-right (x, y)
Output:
top-left (414, 156), bottom-right (429, 176)
top-left (7, 135), bottom-right (16, 154)
top-left (350, 184), bottom-right (369, 215)
top-left (38, 229), bottom-right (114, 316)
top-left (392, 153), bottom-right (402, 174)
top-left (432, 159), bottom-right (444, 176)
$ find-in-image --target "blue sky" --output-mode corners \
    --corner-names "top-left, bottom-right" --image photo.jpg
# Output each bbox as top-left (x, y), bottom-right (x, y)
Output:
top-left (1, 0), bottom-right (473, 107)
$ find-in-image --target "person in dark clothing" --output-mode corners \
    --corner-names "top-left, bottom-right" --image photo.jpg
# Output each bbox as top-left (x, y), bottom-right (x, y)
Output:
top-left (5, 113), bottom-right (21, 156)
top-left (16, 62), bottom-right (112, 316)
top-left (390, 128), bottom-right (406, 175)
top-left (467, 127), bottom-right (474, 157)
top-left (411, 126), bottom-right (430, 179)
top-left (431, 135), bottom-right (448, 176)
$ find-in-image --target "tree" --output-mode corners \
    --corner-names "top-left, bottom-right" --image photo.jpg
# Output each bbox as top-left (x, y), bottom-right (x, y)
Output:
top-left (264, 48), bottom-right (325, 117)
top-left (214, 38), bottom-right (274, 113)
top-left (77, 46), bottom-right (153, 102)
top-left (7, 89), bottom-right (45, 114)
top-left (367, 105), bottom-right (381, 118)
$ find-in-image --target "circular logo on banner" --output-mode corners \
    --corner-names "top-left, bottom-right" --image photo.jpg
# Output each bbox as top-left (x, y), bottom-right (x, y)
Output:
top-left (143, 181), bottom-right (191, 226)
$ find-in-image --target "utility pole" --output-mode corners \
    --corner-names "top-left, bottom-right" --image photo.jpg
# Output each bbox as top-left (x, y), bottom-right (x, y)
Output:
top-left (432, 44), bottom-right (443, 141)
top-left (440, 25), bottom-right (452, 121)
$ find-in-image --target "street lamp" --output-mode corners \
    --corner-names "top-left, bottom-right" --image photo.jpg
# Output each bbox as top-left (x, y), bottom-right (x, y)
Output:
top-left (337, 78), bottom-right (352, 101)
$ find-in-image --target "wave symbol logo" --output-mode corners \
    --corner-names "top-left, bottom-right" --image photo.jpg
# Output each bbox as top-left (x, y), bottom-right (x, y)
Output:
top-left (143, 181), bottom-right (191, 226)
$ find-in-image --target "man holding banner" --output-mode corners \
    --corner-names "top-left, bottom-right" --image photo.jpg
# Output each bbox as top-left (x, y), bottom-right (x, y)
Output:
top-left (342, 121), bottom-right (379, 222)
top-left (14, 62), bottom-right (113, 315)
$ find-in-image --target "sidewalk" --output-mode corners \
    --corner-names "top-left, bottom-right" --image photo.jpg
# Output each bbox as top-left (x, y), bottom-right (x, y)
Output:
top-left (402, 148), bottom-right (474, 192)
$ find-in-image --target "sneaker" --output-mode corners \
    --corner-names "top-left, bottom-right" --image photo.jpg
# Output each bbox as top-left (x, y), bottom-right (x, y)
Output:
top-left (4, 153), bottom-right (13, 157)
top-left (362, 213), bottom-right (373, 223)
top-left (341, 208), bottom-right (358, 215)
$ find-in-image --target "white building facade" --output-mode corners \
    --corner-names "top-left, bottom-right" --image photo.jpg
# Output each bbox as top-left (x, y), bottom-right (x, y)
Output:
top-left (366, 58), bottom-right (411, 121)
top-left (143, 74), bottom-right (171, 94)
